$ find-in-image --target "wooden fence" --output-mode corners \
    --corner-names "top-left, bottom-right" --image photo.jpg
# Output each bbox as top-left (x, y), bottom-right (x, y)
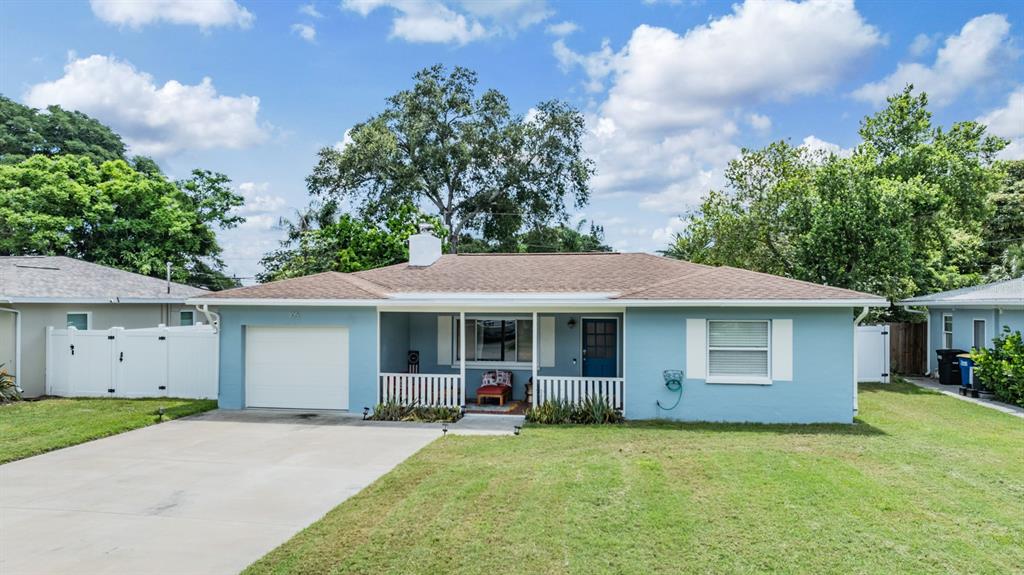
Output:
top-left (889, 322), bottom-right (927, 375)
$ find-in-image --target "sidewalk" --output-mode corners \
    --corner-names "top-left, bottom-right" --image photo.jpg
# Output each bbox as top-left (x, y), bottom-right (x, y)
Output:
top-left (903, 376), bottom-right (1024, 419)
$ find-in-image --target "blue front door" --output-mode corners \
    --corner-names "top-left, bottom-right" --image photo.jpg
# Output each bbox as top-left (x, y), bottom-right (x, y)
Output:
top-left (582, 319), bottom-right (618, 377)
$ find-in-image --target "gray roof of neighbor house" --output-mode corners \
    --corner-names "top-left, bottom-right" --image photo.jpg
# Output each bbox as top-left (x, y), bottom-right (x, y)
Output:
top-left (0, 256), bottom-right (207, 303)
top-left (901, 277), bottom-right (1024, 307)
top-left (194, 252), bottom-right (885, 306)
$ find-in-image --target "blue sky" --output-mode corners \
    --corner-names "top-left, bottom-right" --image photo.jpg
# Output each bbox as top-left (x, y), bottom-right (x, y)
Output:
top-left (2, 0), bottom-right (1022, 283)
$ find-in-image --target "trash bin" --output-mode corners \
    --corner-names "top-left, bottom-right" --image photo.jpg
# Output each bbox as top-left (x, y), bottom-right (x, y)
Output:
top-left (957, 354), bottom-right (974, 396)
top-left (936, 349), bottom-right (966, 385)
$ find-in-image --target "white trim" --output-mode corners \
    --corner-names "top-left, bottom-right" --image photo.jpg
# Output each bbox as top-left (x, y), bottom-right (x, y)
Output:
top-left (685, 319), bottom-right (706, 379)
top-left (186, 297), bottom-right (887, 308)
top-left (942, 313), bottom-right (954, 349)
top-left (705, 319), bottom-right (771, 384)
top-left (971, 318), bottom-right (988, 350)
top-left (900, 300), bottom-right (1024, 308)
top-left (531, 311), bottom-right (538, 408)
top-left (66, 311), bottom-right (92, 330)
top-left (4, 296), bottom-right (194, 304)
top-left (853, 307), bottom-right (870, 414)
top-left (459, 312), bottom-right (466, 404)
top-left (771, 319), bottom-right (793, 381)
top-left (376, 309), bottom-right (381, 406)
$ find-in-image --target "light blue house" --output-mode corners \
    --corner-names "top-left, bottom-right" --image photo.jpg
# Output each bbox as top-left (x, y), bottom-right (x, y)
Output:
top-left (901, 277), bottom-right (1024, 375)
top-left (189, 229), bottom-right (886, 424)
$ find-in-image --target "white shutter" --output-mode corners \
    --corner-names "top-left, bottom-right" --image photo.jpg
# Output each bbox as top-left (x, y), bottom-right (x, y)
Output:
top-left (437, 315), bottom-right (452, 365)
top-left (540, 316), bottom-right (555, 367)
top-left (772, 319), bottom-right (793, 381)
top-left (686, 318), bottom-right (706, 379)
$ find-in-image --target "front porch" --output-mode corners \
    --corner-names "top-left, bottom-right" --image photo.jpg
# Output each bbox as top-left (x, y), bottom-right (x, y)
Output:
top-left (377, 311), bottom-right (625, 413)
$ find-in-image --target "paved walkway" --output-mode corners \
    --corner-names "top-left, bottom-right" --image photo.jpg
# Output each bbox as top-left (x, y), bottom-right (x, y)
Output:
top-left (903, 376), bottom-right (1024, 418)
top-left (0, 410), bottom-right (440, 575)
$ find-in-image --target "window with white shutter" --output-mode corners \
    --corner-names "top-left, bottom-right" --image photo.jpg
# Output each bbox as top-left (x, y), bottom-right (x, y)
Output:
top-left (707, 320), bottom-right (771, 384)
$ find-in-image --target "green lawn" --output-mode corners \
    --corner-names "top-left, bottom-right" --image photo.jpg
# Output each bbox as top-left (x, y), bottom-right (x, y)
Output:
top-left (0, 397), bottom-right (217, 464)
top-left (247, 382), bottom-right (1024, 575)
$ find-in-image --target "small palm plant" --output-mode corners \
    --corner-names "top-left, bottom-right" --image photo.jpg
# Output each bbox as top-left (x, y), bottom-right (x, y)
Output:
top-left (0, 363), bottom-right (21, 404)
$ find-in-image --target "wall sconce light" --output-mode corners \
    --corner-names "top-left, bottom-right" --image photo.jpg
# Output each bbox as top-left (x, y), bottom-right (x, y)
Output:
top-left (567, 318), bottom-right (577, 329)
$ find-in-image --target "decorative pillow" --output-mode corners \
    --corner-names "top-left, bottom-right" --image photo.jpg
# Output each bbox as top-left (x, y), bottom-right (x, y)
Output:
top-left (482, 370), bottom-right (513, 388)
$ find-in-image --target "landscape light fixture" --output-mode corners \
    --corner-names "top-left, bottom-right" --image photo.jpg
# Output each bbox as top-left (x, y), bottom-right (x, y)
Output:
top-left (362, 406), bottom-right (369, 420)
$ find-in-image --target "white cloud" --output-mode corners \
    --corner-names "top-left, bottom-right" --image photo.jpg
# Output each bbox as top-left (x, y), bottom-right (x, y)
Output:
top-left (291, 23), bottom-right (317, 42)
top-left (342, 0), bottom-right (549, 44)
top-left (299, 3), bottom-right (323, 18)
top-left (908, 32), bottom-right (938, 58)
top-left (24, 54), bottom-right (268, 157)
top-left (557, 0), bottom-right (881, 226)
top-left (236, 182), bottom-right (288, 215)
top-left (237, 214), bottom-right (277, 230)
top-left (546, 20), bottom-right (578, 37)
top-left (89, 0), bottom-right (253, 29)
top-left (853, 14), bottom-right (1018, 107)
top-left (747, 113), bottom-right (772, 133)
top-left (651, 217), bottom-right (688, 245)
top-left (800, 135), bottom-right (853, 159)
top-left (333, 129), bottom-right (355, 151)
top-left (978, 87), bottom-right (1024, 159)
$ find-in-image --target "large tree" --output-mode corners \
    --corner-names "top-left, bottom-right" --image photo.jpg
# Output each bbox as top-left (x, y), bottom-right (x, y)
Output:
top-left (0, 96), bottom-right (127, 165)
top-left (257, 201), bottom-right (442, 282)
top-left (0, 155), bottom-right (243, 290)
top-left (665, 86), bottom-right (1007, 305)
top-left (983, 160), bottom-right (1024, 280)
top-left (307, 65), bottom-right (594, 253)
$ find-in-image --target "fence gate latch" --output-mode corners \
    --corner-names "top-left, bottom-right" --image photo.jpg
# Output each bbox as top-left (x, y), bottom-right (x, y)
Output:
top-left (107, 335), bottom-right (115, 340)
top-left (158, 336), bottom-right (166, 340)
top-left (107, 388), bottom-right (115, 394)
top-left (158, 386), bottom-right (167, 390)
top-left (119, 351), bottom-right (124, 362)
top-left (70, 344), bottom-right (75, 356)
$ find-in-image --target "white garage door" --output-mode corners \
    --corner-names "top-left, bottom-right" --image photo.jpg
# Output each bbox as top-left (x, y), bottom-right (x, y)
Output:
top-left (245, 326), bottom-right (349, 409)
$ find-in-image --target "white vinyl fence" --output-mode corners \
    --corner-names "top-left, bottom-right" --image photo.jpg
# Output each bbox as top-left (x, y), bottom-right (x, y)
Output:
top-left (856, 324), bottom-right (891, 384)
top-left (534, 376), bottom-right (625, 410)
top-left (46, 325), bottom-right (218, 399)
top-left (378, 373), bottom-right (463, 407)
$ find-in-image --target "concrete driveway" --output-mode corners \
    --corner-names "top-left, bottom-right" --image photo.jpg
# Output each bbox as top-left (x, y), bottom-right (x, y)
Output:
top-left (0, 410), bottom-right (441, 575)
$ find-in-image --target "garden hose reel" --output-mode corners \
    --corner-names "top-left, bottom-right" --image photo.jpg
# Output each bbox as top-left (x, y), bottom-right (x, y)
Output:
top-left (657, 369), bottom-right (684, 411)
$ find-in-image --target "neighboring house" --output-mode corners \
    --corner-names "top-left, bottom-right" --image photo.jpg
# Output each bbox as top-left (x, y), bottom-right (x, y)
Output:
top-left (901, 277), bottom-right (1024, 375)
top-left (191, 229), bottom-right (886, 424)
top-left (0, 256), bottom-right (208, 397)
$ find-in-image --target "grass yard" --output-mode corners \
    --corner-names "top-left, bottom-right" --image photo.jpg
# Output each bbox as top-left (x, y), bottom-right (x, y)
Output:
top-left (247, 382), bottom-right (1024, 575)
top-left (0, 397), bottom-right (217, 464)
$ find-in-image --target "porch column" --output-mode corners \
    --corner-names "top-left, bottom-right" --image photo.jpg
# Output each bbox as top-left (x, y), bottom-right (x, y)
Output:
top-left (532, 311), bottom-right (538, 408)
top-left (459, 311), bottom-right (466, 406)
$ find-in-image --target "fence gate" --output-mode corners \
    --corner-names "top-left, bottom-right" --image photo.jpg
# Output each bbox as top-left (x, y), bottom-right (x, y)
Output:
top-left (856, 324), bottom-right (891, 383)
top-left (46, 325), bottom-right (218, 399)
top-left (889, 322), bottom-right (928, 375)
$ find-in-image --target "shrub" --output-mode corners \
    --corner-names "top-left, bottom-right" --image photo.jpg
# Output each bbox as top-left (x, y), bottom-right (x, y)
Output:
top-left (525, 396), bottom-right (623, 425)
top-left (369, 400), bottom-right (462, 423)
top-left (0, 364), bottom-right (20, 404)
top-left (972, 327), bottom-right (1024, 407)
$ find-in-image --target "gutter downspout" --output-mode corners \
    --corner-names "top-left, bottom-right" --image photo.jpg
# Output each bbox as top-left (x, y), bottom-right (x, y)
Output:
top-left (902, 305), bottom-right (929, 376)
top-left (195, 304), bottom-right (220, 333)
top-left (0, 299), bottom-right (21, 393)
top-left (853, 306), bottom-right (870, 417)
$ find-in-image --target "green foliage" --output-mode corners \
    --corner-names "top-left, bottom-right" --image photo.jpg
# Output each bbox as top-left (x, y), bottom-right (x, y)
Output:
top-left (368, 400), bottom-right (462, 423)
top-left (972, 327), bottom-right (1024, 407)
top-left (0, 363), bottom-right (20, 404)
top-left (0, 96), bottom-right (126, 165)
top-left (308, 65), bottom-right (594, 253)
top-left (984, 160), bottom-right (1024, 281)
top-left (0, 154), bottom-right (242, 289)
top-left (258, 201), bottom-right (445, 282)
top-left (525, 396), bottom-right (623, 425)
top-left (664, 86), bottom-right (1006, 308)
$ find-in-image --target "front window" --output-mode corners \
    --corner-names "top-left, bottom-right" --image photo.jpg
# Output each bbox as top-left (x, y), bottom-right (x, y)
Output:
top-left (66, 312), bottom-right (89, 330)
top-left (456, 317), bottom-right (532, 364)
top-left (707, 320), bottom-right (770, 383)
top-left (180, 310), bottom-right (195, 326)
top-left (943, 315), bottom-right (953, 348)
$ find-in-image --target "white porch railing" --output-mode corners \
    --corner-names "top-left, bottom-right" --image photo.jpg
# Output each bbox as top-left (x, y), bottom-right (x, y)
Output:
top-left (535, 376), bottom-right (624, 410)
top-left (379, 373), bottom-right (463, 407)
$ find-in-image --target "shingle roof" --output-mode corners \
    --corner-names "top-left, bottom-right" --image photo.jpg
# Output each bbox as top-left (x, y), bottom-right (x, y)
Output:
top-left (901, 277), bottom-right (1024, 306)
top-left (200, 252), bottom-right (883, 303)
top-left (0, 256), bottom-right (207, 302)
